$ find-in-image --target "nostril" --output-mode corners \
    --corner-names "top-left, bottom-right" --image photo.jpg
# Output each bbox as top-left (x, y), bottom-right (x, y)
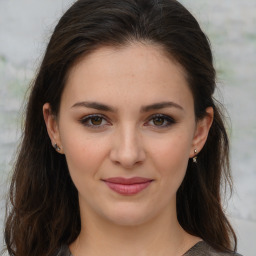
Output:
top-left (110, 151), bottom-right (145, 169)
top-left (109, 130), bottom-right (146, 168)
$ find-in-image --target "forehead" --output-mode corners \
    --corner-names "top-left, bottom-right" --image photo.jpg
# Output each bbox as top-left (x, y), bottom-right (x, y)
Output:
top-left (62, 43), bottom-right (193, 110)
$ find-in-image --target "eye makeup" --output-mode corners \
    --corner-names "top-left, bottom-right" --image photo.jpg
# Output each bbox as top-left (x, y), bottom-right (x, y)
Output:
top-left (79, 113), bottom-right (176, 130)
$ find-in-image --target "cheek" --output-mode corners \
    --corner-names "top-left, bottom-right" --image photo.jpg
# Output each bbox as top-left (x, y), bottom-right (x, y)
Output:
top-left (148, 131), bottom-right (192, 184)
top-left (60, 126), bottom-right (109, 179)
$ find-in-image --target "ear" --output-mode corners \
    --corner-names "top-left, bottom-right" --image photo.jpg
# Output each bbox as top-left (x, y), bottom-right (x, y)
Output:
top-left (43, 103), bottom-right (63, 154)
top-left (189, 107), bottom-right (214, 158)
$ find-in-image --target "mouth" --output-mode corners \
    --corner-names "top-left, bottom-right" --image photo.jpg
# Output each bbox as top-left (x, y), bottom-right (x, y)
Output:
top-left (102, 177), bottom-right (154, 195)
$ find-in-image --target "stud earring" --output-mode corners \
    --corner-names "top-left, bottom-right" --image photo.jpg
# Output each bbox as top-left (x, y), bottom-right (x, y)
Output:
top-left (54, 143), bottom-right (61, 151)
top-left (193, 149), bottom-right (197, 163)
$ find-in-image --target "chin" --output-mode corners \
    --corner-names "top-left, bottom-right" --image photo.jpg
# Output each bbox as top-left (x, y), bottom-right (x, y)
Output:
top-left (108, 214), bottom-right (150, 227)
top-left (101, 203), bottom-right (155, 227)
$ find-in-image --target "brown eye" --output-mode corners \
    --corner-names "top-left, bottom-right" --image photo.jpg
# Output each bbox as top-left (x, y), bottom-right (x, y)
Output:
top-left (90, 116), bottom-right (103, 125)
top-left (80, 114), bottom-right (109, 128)
top-left (153, 117), bottom-right (165, 126)
top-left (146, 114), bottom-right (176, 128)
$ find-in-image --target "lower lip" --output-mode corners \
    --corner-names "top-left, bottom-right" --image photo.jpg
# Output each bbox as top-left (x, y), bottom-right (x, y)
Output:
top-left (104, 181), bottom-right (152, 195)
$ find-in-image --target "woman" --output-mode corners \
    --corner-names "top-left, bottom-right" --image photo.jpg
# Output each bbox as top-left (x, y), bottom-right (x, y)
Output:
top-left (4, 0), bottom-right (241, 255)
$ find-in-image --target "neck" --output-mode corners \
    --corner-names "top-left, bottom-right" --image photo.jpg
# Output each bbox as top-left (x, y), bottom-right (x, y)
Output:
top-left (70, 203), bottom-right (201, 256)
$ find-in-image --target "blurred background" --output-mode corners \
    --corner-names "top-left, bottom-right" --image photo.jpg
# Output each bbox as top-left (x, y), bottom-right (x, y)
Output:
top-left (0, 0), bottom-right (255, 255)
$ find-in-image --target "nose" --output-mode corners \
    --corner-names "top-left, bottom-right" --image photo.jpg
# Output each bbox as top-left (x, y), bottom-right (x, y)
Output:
top-left (109, 125), bottom-right (146, 169)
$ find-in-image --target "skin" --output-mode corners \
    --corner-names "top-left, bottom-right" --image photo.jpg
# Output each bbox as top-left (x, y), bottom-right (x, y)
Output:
top-left (43, 43), bottom-right (213, 256)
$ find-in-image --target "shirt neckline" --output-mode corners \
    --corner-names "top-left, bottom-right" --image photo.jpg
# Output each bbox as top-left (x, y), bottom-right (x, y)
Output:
top-left (66, 240), bottom-right (206, 256)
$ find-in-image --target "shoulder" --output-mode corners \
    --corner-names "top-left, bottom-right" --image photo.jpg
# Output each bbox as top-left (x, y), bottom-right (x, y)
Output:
top-left (53, 244), bottom-right (72, 256)
top-left (53, 241), bottom-right (242, 256)
top-left (184, 241), bottom-right (242, 256)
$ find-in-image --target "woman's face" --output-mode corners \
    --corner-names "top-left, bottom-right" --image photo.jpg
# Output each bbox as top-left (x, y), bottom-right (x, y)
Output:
top-left (44, 43), bottom-right (212, 226)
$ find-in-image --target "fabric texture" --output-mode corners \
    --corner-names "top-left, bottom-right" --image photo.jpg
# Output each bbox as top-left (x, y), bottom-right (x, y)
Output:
top-left (55, 241), bottom-right (242, 256)
top-left (183, 241), bottom-right (242, 256)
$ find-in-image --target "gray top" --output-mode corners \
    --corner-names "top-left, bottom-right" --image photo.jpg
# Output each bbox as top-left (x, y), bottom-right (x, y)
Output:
top-left (55, 241), bottom-right (242, 256)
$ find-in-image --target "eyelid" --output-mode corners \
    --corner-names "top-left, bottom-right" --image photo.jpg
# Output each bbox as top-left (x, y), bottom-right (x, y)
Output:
top-left (79, 113), bottom-right (176, 129)
top-left (79, 114), bottom-right (111, 128)
top-left (144, 114), bottom-right (176, 128)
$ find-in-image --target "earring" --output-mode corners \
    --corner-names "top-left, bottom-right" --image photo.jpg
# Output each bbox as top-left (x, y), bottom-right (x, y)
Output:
top-left (193, 149), bottom-right (197, 163)
top-left (54, 143), bottom-right (61, 151)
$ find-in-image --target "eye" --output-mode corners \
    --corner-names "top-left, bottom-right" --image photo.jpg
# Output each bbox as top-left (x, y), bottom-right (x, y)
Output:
top-left (79, 114), bottom-right (110, 128)
top-left (145, 114), bottom-right (175, 128)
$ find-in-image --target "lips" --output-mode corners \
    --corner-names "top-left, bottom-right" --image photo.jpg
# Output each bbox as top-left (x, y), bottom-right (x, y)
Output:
top-left (103, 177), bottom-right (153, 195)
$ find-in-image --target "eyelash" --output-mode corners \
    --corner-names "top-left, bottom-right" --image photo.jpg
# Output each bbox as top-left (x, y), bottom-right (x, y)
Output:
top-left (79, 114), bottom-right (109, 129)
top-left (145, 114), bottom-right (176, 128)
top-left (79, 114), bottom-right (176, 129)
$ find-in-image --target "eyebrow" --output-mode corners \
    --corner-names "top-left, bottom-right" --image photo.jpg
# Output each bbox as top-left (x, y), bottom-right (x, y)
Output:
top-left (71, 101), bottom-right (184, 112)
top-left (140, 101), bottom-right (184, 112)
top-left (71, 101), bottom-right (116, 112)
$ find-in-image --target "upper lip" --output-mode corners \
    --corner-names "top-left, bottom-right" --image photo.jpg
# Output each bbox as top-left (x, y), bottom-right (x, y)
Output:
top-left (103, 177), bottom-right (153, 185)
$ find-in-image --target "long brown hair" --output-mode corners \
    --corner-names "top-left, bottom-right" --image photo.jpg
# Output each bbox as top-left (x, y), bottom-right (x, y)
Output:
top-left (4, 0), bottom-right (237, 255)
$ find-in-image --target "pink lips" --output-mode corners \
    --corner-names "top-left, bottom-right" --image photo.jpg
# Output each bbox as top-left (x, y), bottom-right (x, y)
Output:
top-left (103, 177), bottom-right (153, 195)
